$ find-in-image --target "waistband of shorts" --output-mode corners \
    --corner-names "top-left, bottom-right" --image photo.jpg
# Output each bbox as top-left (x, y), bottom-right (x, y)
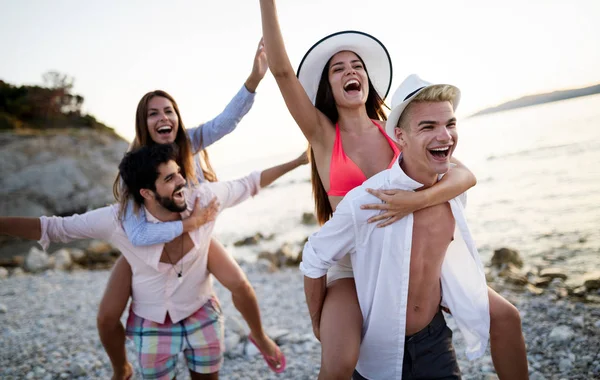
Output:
top-left (405, 308), bottom-right (446, 344)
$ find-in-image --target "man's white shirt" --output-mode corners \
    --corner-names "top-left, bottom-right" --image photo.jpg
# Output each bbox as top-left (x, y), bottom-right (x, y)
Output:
top-left (301, 158), bottom-right (490, 380)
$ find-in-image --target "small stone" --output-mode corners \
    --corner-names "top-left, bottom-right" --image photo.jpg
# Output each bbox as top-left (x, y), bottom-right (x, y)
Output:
top-left (244, 340), bottom-right (261, 357)
top-left (583, 271), bottom-right (600, 290)
top-left (255, 258), bottom-right (277, 273)
top-left (595, 320), bottom-right (600, 329)
top-left (491, 248), bottom-right (523, 268)
top-left (69, 248), bottom-right (86, 264)
top-left (585, 294), bottom-right (600, 304)
top-left (24, 247), bottom-right (50, 272)
top-left (225, 315), bottom-right (247, 337)
top-left (572, 315), bottom-right (584, 328)
top-left (533, 276), bottom-right (553, 288)
top-left (571, 286), bottom-right (587, 297)
top-left (0, 304), bottom-right (6, 314)
top-left (301, 212), bottom-right (317, 225)
top-left (34, 366), bottom-right (46, 376)
top-left (0, 267), bottom-right (8, 279)
top-left (25, 372), bottom-right (35, 380)
top-left (539, 268), bottom-right (568, 281)
top-left (526, 284), bottom-right (544, 295)
top-left (558, 358), bottom-right (573, 372)
top-left (12, 267), bottom-right (24, 276)
top-left (224, 334), bottom-right (241, 353)
top-left (529, 371), bottom-right (547, 380)
top-left (548, 325), bottom-right (574, 344)
top-left (52, 249), bottom-right (72, 270)
top-left (233, 233), bottom-right (264, 247)
top-left (69, 362), bottom-right (86, 377)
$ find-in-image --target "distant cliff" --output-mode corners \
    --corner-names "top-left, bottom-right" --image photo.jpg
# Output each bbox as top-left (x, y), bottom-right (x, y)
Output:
top-left (471, 83), bottom-right (600, 117)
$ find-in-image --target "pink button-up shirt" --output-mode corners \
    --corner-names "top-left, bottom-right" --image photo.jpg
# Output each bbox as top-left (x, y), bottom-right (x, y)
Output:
top-left (38, 171), bottom-right (261, 323)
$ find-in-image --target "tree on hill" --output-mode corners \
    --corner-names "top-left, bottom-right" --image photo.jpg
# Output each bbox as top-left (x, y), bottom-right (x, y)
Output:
top-left (0, 71), bottom-right (111, 131)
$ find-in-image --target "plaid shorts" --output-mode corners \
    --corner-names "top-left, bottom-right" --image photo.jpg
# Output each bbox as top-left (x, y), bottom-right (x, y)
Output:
top-left (126, 296), bottom-right (224, 380)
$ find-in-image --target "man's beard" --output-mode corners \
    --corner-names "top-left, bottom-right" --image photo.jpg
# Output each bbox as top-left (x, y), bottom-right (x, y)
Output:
top-left (154, 186), bottom-right (186, 213)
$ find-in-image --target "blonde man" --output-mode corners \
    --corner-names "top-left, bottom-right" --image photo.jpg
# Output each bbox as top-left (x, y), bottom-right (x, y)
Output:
top-left (302, 75), bottom-right (491, 380)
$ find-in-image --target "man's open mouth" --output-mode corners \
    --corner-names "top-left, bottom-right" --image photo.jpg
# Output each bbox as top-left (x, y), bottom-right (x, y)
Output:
top-left (344, 79), bottom-right (362, 94)
top-left (428, 146), bottom-right (451, 159)
top-left (172, 187), bottom-right (184, 200)
top-left (157, 125), bottom-right (173, 135)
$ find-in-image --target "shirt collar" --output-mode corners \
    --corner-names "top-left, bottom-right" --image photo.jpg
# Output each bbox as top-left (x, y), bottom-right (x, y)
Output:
top-left (388, 154), bottom-right (425, 190)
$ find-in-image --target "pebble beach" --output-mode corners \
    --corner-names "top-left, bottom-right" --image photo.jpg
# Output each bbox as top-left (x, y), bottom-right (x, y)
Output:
top-left (1, 261), bottom-right (599, 380)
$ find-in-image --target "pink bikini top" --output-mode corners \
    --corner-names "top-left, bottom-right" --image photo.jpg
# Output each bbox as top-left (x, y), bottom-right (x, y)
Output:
top-left (328, 120), bottom-right (401, 197)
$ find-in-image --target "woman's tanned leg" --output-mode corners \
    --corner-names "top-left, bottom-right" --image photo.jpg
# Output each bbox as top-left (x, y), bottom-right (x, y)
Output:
top-left (318, 278), bottom-right (363, 380)
top-left (488, 287), bottom-right (528, 380)
top-left (97, 256), bottom-right (133, 380)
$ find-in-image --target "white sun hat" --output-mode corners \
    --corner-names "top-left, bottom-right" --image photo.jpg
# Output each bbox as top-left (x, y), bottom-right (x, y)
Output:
top-left (296, 30), bottom-right (393, 105)
top-left (385, 74), bottom-right (461, 142)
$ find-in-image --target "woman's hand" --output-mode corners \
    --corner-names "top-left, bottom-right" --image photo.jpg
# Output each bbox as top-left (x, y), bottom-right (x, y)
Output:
top-left (245, 38), bottom-right (268, 93)
top-left (360, 188), bottom-right (425, 227)
top-left (183, 197), bottom-right (219, 232)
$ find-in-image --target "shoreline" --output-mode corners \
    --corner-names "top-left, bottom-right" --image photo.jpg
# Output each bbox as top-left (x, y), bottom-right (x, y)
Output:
top-left (1, 262), bottom-right (599, 379)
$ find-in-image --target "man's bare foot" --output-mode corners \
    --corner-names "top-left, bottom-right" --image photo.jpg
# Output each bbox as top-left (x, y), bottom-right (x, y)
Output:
top-left (111, 362), bottom-right (133, 380)
top-left (249, 333), bottom-right (285, 370)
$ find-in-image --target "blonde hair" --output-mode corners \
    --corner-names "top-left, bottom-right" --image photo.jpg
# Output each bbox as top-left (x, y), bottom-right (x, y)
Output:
top-left (398, 84), bottom-right (459, 130)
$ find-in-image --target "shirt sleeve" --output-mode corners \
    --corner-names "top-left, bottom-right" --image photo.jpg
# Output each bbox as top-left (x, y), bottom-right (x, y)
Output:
top-left (458, 192), bottom-right (467, 208)
top-left (202, 171), bottom-right (261, 211)
top-left (300, 198), bottom-right (357, 279)
top-left (38, 206), bottom-right (117, 251)
top-left (121, 199), bottom-right (183, 246)
top-left (187, 85), bottom-right (256, 152)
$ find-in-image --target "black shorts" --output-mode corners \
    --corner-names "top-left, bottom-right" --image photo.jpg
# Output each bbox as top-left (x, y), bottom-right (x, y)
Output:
top-left (353, 309), bottom-right (461, 380)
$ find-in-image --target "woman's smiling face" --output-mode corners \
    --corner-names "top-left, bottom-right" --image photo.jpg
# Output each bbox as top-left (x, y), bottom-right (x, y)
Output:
top-left (146, 96), bottom-right (179, 144)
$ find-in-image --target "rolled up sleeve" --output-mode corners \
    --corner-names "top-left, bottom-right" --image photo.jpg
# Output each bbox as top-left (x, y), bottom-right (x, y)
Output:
top-left (300, 199), bottom-right (357, 278)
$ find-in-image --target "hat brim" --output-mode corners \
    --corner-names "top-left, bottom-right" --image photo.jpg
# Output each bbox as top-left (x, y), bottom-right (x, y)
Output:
top-left (297, 31), bottom-right (393, 105)
top-left (385, 85), bottom-right (461, 142)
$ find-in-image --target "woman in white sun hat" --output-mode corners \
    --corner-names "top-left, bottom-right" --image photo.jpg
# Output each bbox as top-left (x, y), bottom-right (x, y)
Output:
top-left (259, 1), bottom-right (481, 377)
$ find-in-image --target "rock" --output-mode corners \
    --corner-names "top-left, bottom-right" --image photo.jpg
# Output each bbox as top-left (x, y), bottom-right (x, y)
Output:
top-left (583, 271), bottom-right (600, 290)
top-left (233, 233), bottom-right (264, 247)
top-left (491, 247), bottom-right (523, 268)
top-left (572, 315), bottom-right (584, 328)
top-left (12, 267), bottom-right (24, 276)
top-left (301, 212), bottom-right (317, 225)
top-left (0, 267), bottom-right (8, 279)
top-left (558, 357), bottom-right (573, 372)
top-left (526, 284), bottom-right (544, 295)
top-left (0, 304), bottom-right (7, 314)
top-left (594, 320), bottom-right (600, 329)
top-left (258, 243), bottom-right (301, 268)
top-left (0, 255), bottom-right (24, 268)
top-left (571, 286), bottom-right (587, 297)
top-left (529, 371), bottom-right (547, 380)
top-left (539, 267), bottom-right (568, 281)
top-left (24, 247), bottom-right (50, 272)
top-left (533, 276), bottom-right (553, 288)
top-left (86, 240), bottom-right (118, 263)
top-left (65, 249), bottom-right (85, 265)
top-left (225, 315), bottom-right (247, 337)
top-left (52, 249), bottom-right (72, 270)
top-left (69, 362), bottom-right (86, 377)
top-left (224, 334), bottom-right (242, 353)
top-left (548, 325), bottom-right (574, 344)
top-left (585, 295), bottom-right (600, 304)
top-left (485, 268), bottom-right (494, 282)
top-left (255, 258), bottom-right (277, 273)
top-left (498, 264), bottom-right (528, 286)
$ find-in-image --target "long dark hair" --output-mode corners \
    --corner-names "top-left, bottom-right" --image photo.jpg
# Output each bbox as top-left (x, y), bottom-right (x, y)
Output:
top-left (113, 90), bottom-right (217, 213)
top-left (311, 54), bottom-right (387, 225)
